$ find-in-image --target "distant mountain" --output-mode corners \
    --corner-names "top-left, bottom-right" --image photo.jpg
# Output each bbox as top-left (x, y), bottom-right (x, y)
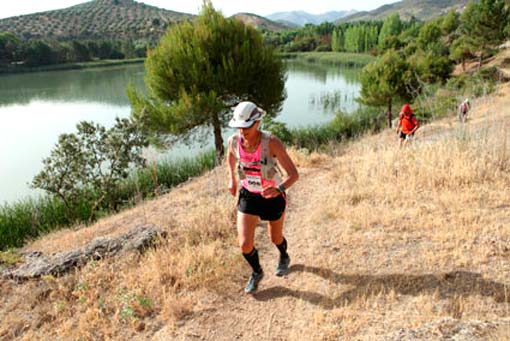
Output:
top-left (230, 13), bottom-right (294, 32)
top-left (338, 0), bottom-right (471, 23)
top-left (0, 0), bottom-right (192, 41)
top-left (267, 10), bottom-right (357, 27)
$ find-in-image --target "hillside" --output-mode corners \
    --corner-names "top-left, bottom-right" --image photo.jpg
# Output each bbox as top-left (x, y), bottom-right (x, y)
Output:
top-left (267, 10), bottom-right (357, 27)
top-left (0, 0), bottom-right (192, 41)
top-left (230, 13), bottom-right (293, 32)
top-left (339, 0), bottom-right (470, 23)
top-left (1, 75), bottom-right (509, 338)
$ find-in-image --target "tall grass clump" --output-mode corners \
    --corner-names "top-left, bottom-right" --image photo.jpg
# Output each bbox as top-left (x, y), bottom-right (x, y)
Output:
top-left (280, 52), bottom-right (375, 68)
top-left (0, 150), bottom-right (217, 250)
top-left (0, 197), bottom-right (79, 249)
top-left (118, 149), bottom-right (217, 201)
top-left (267, 106), bottom-right (384, 151)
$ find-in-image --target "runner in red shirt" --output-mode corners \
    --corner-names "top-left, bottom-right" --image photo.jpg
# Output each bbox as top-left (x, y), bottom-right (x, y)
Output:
top-left (396, 104), bottom-right (419, 147)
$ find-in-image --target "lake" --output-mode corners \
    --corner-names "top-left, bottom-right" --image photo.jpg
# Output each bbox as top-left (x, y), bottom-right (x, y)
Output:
top-left (0, 61), bottom-right (361, 204)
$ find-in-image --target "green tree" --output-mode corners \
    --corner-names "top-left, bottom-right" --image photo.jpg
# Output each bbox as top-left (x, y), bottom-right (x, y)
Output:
top-left (98, 40), bottom-right (114, 59)
top-left (71, 41), bottom-right (91, 62)
top-left (32, 119), bottom-right (148, 222)
top-left (417, 21), bottom-right (442, 51)
top-left (461, 0), bottom-right (509, 67)
top-left (331, 28), bottom-right (345, 52)
top-left (409, 50), bottom-right (453, 84)
top-left (25, 40), bottom-right (57, 66)
top-left (378, 13), bottom-right (402, 49)
top-left (287, 34), bottom-right (318, 52)
top-left (400, 21), bottom-right (422, 47)
top-left (0, 32), bottom-right (21, 64)
top-left (440, 10), bottom-right (460, 36)
top-left (128, 1), bottom-right (285, 163)
top-left (359, 49), bottom-right (412, 127)
top-left (449, 35), bottom-right (478, 71)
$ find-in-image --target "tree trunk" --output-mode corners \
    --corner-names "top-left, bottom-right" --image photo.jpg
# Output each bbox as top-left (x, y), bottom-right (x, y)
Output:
top-left (478, 46), bottom-right (484, 71)
top-left (387, 98), bottom-right (393, 128)
top-left (212, 113), bottom-right (224, 165)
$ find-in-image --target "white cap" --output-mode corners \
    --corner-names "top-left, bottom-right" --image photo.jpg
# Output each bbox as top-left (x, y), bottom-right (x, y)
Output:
top-left (228, 101), bottom-right (266, 128)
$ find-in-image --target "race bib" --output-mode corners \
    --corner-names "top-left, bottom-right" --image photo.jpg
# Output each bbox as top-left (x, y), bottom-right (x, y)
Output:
top-left (245, 174), bottom-right (263, 192)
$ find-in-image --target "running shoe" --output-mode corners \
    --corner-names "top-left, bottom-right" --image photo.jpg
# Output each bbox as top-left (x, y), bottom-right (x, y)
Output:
top-left (244, 271), bottom-right (264, 293)
top-left (275, 255), bottom-right (290, 276)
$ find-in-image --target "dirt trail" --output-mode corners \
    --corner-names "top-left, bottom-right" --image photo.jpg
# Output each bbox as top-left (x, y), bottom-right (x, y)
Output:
top-left (151, 85), bottom-right (510, 340)
top-left (153, 165), bottom-right (331, 340)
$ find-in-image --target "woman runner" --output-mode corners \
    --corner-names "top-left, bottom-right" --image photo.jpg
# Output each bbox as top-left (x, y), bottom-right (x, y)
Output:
top-left (227, 101), bottom-right (299, 293)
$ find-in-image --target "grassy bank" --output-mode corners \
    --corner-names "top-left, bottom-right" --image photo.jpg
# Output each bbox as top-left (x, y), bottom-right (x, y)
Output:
top-left (0, 58), bottom-right (145, 75)
top-left (280, 51), bottom-right (376, 67)
top-left (0, 150), bottom-right (216, 250)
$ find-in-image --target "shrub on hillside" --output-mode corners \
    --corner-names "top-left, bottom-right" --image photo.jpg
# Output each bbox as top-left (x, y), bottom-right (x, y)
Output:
top-left (31, 118), bottom-right (148, 222)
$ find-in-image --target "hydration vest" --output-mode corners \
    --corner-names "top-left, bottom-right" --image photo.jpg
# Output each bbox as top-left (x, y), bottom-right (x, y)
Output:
top-left (400, 113), bottom-right (417, 134)
top-left (460, 102), bottom-right (469, 114)
top-left (231, 131), bottom-right (282, 184)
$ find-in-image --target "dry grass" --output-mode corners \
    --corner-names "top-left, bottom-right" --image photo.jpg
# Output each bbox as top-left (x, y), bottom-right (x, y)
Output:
top-left (1, 84), bottom-right (509, 340)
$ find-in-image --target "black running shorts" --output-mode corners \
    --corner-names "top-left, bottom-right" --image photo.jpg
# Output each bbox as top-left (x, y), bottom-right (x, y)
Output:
top-left (400, 131), bottom-right (414, 140)
top-left (237, 187), bottom-right (286, 221)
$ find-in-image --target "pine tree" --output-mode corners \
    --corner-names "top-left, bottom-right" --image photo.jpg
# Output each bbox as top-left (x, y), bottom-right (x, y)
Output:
top-left (461, 0), bottom-right (509, 67)
top-left (128, 1), bottom-right (285, 163)
top-left (359, 49), bottom-right (412, 127)
top-left (378, 13), bottom-right (402, 49)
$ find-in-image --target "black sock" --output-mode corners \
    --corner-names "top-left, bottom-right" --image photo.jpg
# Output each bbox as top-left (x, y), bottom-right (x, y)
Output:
top-left (242, 248), bottom-right (262, 274)
top-left (275, 238), bottom-right (289, 259)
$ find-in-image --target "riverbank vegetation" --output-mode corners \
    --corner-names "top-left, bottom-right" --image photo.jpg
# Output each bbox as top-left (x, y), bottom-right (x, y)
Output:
top-left (0, 33), bottom-right (148, 73)
top-left (0, 57), bottom-right (144, 74)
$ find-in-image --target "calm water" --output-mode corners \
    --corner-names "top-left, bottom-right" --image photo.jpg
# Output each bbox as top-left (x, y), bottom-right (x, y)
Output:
top-left (0, 61), bottom-right (361, 203)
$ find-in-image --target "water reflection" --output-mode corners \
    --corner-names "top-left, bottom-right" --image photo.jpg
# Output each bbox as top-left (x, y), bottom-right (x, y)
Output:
top-left (279, 60), bottom-right (361, 126)
top-left (0, 64), bottom-right (146, 107)
top-left (285, 60), bottom-right (360, 84)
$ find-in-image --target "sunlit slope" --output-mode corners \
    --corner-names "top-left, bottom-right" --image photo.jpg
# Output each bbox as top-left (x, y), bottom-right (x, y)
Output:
top-left (1, 84), bottom-right (509, 339)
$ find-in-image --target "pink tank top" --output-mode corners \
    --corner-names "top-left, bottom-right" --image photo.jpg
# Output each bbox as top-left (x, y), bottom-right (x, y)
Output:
top-left (238, 138), bottom-right (277, 194)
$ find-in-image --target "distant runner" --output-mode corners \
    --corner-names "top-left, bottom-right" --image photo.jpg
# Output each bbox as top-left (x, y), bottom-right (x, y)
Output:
top-left (396, 104), bottom-right (419, 147)
top-left (458, 98), bottom-right (471, 123)
top-left (227, 101), bottom-right (299, 293)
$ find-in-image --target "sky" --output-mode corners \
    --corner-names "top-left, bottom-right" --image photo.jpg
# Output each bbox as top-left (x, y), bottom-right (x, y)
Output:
top-left (0, 0), bottom-right (401, 19)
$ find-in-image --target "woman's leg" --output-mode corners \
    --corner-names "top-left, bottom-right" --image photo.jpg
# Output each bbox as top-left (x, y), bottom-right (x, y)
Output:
top-left (267, 212), bottom-right (285, 246)
top-left (238, 212), bottom-right (263, 273)
top-left (238, 212), bottom-right (264, 293)
top-left (237, 212), bottom-right (259, 254)
top-left (267, 213), bottom-right (290, 276)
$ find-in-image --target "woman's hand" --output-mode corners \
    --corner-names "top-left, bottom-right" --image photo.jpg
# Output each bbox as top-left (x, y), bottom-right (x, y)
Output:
top-left (228, 179), bottom-right (237, 196)
top-left (261, 185), bottom-right (280, 199)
